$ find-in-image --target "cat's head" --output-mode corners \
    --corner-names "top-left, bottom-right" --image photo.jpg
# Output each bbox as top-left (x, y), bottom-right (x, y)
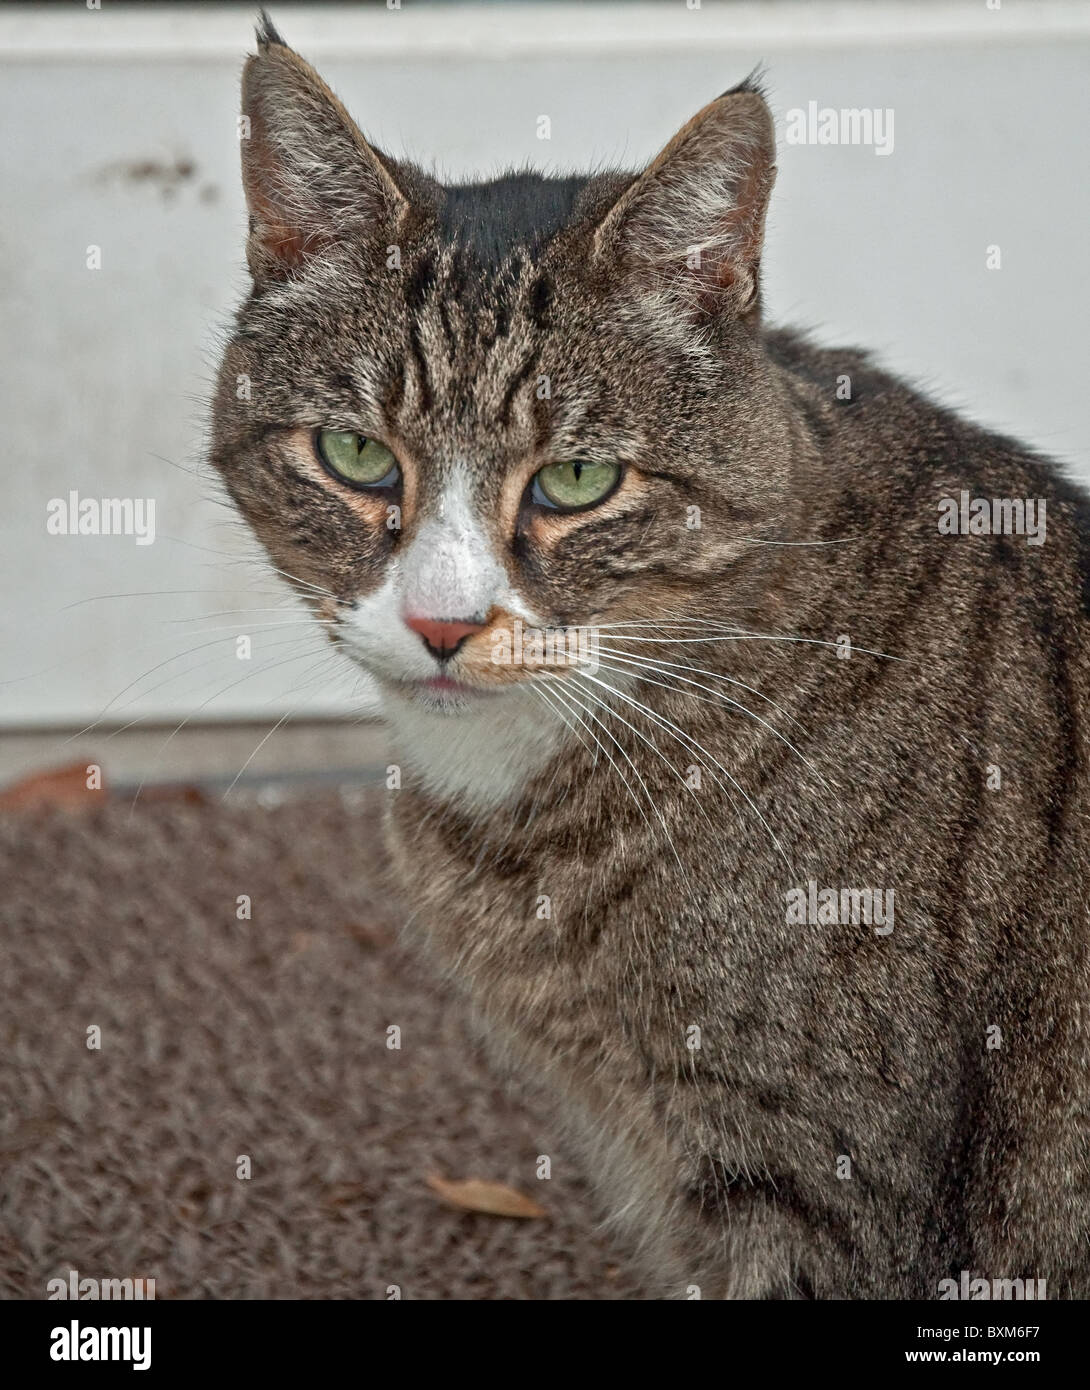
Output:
top-left (211, 19), bottom-right (790, 741)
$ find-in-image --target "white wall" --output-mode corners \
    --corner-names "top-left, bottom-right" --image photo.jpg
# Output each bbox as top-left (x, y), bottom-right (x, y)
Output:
top-left (3, 1), bottom-right (1088, 728)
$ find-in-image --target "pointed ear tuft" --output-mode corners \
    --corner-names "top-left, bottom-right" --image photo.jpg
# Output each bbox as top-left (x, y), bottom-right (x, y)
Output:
top-left (723, 65), bottom-right (770, 103)
top-left (594, 87), bottom-right (776, 325)
top-left (240, 34), bottom-right (409, 280)
top-left (255, 9), bottom-right (286, 52)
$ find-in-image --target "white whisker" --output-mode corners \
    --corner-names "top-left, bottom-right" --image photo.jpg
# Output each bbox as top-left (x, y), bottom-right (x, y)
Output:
top-left (571, 667), bottom-right (792, 871)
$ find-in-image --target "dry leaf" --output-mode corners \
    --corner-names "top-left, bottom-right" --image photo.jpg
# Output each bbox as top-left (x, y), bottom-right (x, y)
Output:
top-left (0, 762), bottom-right (104, 811)
top-left (426, 1174), bottom-right (546, 1219)
top-left (342, 919), bottom-right (394, 949)
top-left (137, 783), bottom-right (207, 806)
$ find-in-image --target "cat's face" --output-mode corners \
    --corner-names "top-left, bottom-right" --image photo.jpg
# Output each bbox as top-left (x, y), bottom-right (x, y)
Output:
top-left (212, 28), bottom-right (787, 733)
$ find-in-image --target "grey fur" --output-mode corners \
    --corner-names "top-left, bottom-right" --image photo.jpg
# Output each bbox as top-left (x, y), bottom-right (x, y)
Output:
top-left (211, 29), bottom-right (1090, 1298)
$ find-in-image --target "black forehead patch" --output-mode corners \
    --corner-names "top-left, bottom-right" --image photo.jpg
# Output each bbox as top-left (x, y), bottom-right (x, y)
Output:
top-left (437, 172), bottom-right (591, 270)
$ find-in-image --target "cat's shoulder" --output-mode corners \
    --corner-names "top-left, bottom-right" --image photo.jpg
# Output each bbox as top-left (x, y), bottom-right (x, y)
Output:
top-left (765, 326), bottom-right (1090, 618)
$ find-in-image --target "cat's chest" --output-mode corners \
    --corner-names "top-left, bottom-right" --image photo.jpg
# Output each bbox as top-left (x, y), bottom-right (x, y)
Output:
top-left (385, 781), bottom-right (756, 1074)
top-left (387, 790), bottom-right (613, 975)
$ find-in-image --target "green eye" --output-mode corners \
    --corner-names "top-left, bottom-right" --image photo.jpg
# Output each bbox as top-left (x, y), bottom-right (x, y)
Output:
top-left (316, 430), bottom-right (399, 488)
top-left (532, 459), bottom-right (621, 511)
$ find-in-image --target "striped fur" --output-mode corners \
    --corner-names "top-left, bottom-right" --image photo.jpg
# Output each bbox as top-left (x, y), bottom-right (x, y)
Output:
top-left (211, 25), bottom-right (1090, 1297)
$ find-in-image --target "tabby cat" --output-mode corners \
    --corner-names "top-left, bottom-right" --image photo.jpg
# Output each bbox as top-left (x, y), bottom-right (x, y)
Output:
top-left (211, 19), bottom-right (1090, 1298)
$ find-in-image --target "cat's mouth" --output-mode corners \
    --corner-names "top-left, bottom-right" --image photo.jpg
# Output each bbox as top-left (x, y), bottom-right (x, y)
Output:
top-left (416, 674), bottom-right (503, 698)
top-left (421, 674), bottom-right (494, 694)
top-left (387, 671), bottom-right (515, 713)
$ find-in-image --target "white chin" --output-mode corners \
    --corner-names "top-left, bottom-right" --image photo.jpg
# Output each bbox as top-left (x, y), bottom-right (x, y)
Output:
top-left (375, 676), bottom-right (566, 813)
top-left (378, 678), bottom-right (484, 718)
top-left (408, 685), bottom-right (476, 715)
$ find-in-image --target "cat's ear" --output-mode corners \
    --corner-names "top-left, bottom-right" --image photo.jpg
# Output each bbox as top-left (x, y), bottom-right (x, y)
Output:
top-left (593, 81), bottom-right (776, 323)
top-left (239, 17), bottom-right (409, 279)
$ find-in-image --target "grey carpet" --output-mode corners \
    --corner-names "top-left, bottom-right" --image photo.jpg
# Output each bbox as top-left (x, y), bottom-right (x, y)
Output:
top-left (0, 784), bottom-right (647, 1299)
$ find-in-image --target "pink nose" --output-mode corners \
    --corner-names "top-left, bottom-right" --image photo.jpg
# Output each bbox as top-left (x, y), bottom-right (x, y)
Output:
top-left (404, 614), bottom-right (486, 658)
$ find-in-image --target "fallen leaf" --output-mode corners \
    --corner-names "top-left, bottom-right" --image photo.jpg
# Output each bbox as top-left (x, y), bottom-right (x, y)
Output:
top-left (426, 1174), bottom-right (546, 1219)
top-left (285, 930), bottom-right (315, 959)
top-left (0, 762), bottom-right (105, 811)
top-left (342, 920), bottom-right (395, 949)
top-left (136, 783), bottom-right (207, 806)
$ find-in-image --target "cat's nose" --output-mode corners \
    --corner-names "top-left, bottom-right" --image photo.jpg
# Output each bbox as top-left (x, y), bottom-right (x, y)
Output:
top-left (404, 614), bottom-right (486, 661)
